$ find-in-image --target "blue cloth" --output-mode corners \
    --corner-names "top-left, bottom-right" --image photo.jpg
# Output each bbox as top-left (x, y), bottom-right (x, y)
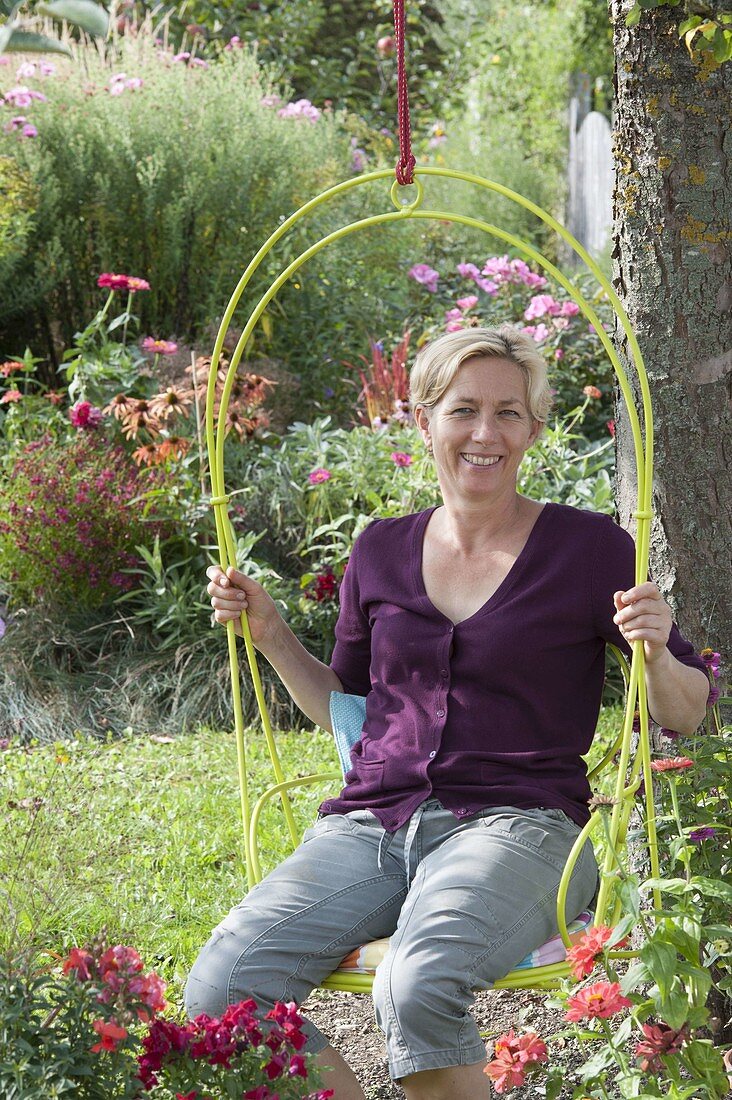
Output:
top-left (329, 691), bottom-right (367, 776)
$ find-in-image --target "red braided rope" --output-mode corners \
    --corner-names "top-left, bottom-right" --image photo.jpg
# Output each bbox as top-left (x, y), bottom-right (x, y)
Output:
top-left (393, 0), bottom-right (416, 185)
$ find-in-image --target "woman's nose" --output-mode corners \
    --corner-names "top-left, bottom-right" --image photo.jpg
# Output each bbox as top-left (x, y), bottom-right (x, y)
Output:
top-left (472, 415), bottom-right (499, 444)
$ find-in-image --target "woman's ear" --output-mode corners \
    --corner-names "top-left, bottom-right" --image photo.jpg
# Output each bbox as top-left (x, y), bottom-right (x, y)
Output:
top-left (414, 404), bottom-right (432, 450)
top-left (527, 418), bottom-right (543, 447)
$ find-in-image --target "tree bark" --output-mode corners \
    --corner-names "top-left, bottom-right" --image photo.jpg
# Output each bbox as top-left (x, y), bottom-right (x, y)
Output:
top-left (608, 0), bottom-right (731, 660)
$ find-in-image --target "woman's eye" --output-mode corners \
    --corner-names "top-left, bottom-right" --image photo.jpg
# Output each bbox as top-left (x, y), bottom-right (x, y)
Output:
top-left (452, 407), bottom-right (473, 415)
top-left (500, 409), bottom-right (521, 417)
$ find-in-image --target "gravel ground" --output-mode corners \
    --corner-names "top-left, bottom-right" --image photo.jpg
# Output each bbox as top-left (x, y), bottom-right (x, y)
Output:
top-left (302, 985), bottom-right (562, 1098)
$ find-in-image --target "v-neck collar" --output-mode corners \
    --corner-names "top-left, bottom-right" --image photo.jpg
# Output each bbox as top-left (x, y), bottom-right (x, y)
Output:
top-left (412, 502), bottom-right (553, 627)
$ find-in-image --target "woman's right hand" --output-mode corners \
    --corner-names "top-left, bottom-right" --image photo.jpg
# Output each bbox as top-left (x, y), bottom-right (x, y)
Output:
top-left (206, 565), bottom-right (282, 649)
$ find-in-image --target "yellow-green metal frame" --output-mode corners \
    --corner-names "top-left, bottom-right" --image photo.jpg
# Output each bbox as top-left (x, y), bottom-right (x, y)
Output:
top-left (206, 166), bottom-right (659, 993)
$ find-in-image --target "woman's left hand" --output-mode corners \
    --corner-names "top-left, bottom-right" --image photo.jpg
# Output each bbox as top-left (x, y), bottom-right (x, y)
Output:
top-left (613, 581), bottom-right (673, 665)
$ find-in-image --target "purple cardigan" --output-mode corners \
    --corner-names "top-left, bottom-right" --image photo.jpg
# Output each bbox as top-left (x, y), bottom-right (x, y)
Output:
top-left (322, 503), bottom-right (705, 830)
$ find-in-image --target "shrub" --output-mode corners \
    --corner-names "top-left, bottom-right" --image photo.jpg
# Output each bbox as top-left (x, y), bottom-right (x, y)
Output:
top-left (0, 940), bottom-right (333, 1099)
top-left (0, 432), bottom-right (167, 609)
top-left (0, 35), bottom-right (353, 351)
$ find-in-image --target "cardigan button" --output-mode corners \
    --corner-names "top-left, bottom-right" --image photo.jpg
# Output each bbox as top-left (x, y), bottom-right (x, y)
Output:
top-left (436, 709), bottom-right (445, 718)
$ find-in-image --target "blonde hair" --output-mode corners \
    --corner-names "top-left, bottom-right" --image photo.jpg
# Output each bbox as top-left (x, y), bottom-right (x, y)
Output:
top-left (410, 325), bottom-right (553, 426)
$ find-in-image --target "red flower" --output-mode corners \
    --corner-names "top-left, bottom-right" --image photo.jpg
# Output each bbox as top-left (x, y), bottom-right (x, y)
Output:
top-left (176, 1093), bottom-right (198, 1100)
top-left (606, 419), bottom-right (616, 436)
top-left (62, 946), bottom-right (94, 981)
top-left (142, 336), bottom-right (178, 356)
top-left (635, 1021), bottom-right (689, 1071)
top-left (649, 756), bottom-right (693, 773)
top-left (565, 980), bottom-right (632, 1021)
top-left (566, 924), bottom-right (629, 980)
top-left (91, 1018), bottom-right (128, 1053)
top-left (391, 451), bottom-right (413, 466)
top-left (484, 1029), bottom-right (548, 1093)
top-left (69, 400), bottom-right (103, 429)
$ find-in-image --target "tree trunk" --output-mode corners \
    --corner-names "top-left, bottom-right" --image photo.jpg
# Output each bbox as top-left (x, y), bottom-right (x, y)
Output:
top-left (608, 0), bottom-right (732, 661)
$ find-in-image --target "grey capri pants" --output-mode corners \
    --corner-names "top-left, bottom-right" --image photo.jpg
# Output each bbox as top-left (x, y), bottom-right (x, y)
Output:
top-left (184, 798), bottom-right (598, 1080)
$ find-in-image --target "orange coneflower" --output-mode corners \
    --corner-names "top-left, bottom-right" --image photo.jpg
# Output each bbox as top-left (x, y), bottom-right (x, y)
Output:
top-left (156, 435), bottom-right (191, 461)
top-left (131, 442), bottom-right (158, 466)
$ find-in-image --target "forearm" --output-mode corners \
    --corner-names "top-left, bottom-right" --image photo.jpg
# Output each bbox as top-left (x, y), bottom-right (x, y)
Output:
top-left (258, 619), bottom-right (343, 732)
top-left (645, 650), bottom-right (709, 735)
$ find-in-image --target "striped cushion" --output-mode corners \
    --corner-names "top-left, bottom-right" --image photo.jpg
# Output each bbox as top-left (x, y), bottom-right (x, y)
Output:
top-left (337, 911), bottom-right (594, 974)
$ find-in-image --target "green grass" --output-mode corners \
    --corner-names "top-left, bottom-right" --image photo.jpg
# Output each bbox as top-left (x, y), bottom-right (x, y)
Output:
top-left (0, 710), bottom-right (622, 1005)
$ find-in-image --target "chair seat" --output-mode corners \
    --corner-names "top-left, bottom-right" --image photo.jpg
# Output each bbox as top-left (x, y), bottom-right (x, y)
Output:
top-left (334, 910), bottom-right (593, 976)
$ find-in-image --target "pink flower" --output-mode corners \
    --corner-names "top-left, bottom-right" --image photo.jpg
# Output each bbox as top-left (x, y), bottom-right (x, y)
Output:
top-left (456, 295), bottom-right (478, 310)
top-left (565, 980), bottom-right (632, 1021)
top-left (583, 385), bottom-right (602, 399)
top-left (456, 262), bottom-right (480, 279)
top-left (97, 272), bottom-right (150, 292)
top-left (607, 419), bottom-right (616, 436)
top-left (649, 756), bottom-right (693, 772)
top-left (0, 389), bottom-right (22, 404)
top-left (555, 348), bottom-right (564, 360)
top-left (308, 468), bottom-right (331, 485)
top-left (142, 336), bottom-right (178, 356)
top-left (21, 123), bottom-right (37, 138)
top-left (3, 85), bottom-right (47, 107)
top-left (475, 276), bottom-right (499, 295)
top-left (524, 294), bottom-right (561, 321)
top-left (69, 400), bottom-right (104, 429)
top-left (91, 1018), bottom-right (128, 1053)
top-left (278, 98), bottom-right (321, 123)
top-left (408, 263), bottom-right (440, 292)
top-left (566, 924), bottom-right (629, 980)
top-left (445, 320), bottom-right (464, 332)
top-left (391, 452), bottom-right (412, 466)
top-left (484, 1029), bottom-right (548, 1093)
top-left (444, 308), bottom-right (463, 322)
top-left (560, 301), bottom-right (580, 316)
top-left (0, 361), bottom-right (24, 378)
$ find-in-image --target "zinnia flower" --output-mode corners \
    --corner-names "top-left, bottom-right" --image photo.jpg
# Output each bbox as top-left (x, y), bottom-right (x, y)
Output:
top-left (408, 263), bottom-right (440, 293)
top-left (565, 980), bottom-right (632, 1021)
top-left (69, 400), bottom-right (103, 429)
top-left (391, 452), bottom-right (413, 466)
top-left (635, 1021), bottom-right (689, 1072)
top-left (649, 757), bottom-right (693, 773)
top-left (484, 1029), bottom-right (548, 1093)
top-left (583, 385), bottom-right (602, 399)
top-left (566, 925), bottom-right (629, 980)
top-left (688, 827), bottom-right (717, 842)
top-left (308, 468), bottom-right (331, 485)
top-left (96, 272), bottom-right (150, 292)
top-left (142, 337), bottom-right (178, 356)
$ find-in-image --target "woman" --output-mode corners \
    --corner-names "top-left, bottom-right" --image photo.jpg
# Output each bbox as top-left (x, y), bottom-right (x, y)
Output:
top-left (187, 326), bottom-right (708, 1100)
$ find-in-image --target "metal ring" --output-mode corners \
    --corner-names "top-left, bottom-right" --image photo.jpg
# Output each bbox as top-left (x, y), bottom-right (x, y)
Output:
top-left (389, 176), bottom-right (424, 213)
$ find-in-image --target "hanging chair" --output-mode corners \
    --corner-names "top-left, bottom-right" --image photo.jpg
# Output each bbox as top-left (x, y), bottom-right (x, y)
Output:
top-left (204, 0), bottom-right (659, 994)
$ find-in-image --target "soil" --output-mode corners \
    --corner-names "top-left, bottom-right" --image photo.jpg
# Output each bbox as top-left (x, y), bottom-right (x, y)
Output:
top-left (301, 985), bottom-right (562, 1098)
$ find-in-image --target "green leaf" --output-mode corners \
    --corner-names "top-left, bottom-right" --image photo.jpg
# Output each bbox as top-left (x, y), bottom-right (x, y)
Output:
top-left (641, 939), bottom-right (677, 999)
top-left (1, 26), bottom-right (73, 53)
top-left (579, 1040), bottom-right (616, 1080)
top-left (678, 15), bottom-right (703, 35)
top-left (691, 876), bottom-right (732, 904)
top-left (36, 0), bottom-right (109, 37)
top-left (626, 2), bottom-right (642, 25)
top-left (712, 28), bottom-right (731, 63)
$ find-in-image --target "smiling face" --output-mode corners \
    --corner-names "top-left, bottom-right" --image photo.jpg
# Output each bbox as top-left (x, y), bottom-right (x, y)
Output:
top-left (415, 355), bottom-right (541, 508)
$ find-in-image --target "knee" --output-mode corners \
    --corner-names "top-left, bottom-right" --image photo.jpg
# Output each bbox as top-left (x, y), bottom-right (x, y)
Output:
top-left (184, 935), bottom-right (232, 1020)
top-left (373, 954), bottom-right (448, 1035)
